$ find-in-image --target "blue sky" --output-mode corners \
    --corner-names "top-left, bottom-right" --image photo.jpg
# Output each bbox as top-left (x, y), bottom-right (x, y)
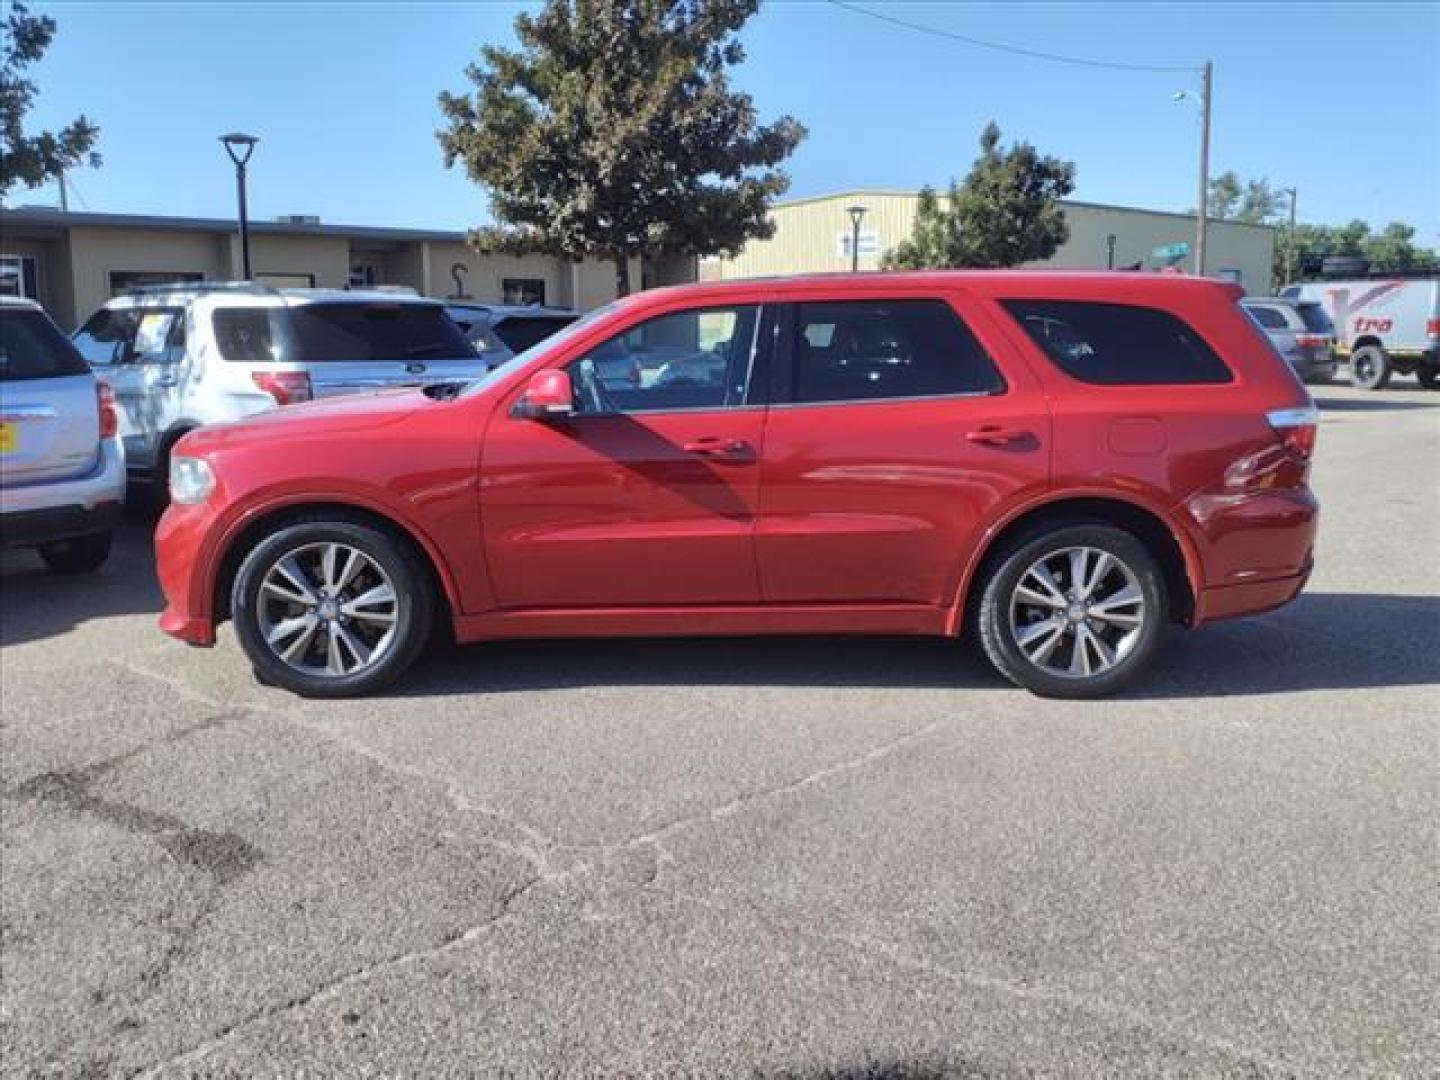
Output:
top-left (19, 1), bottom-right (1440, 243)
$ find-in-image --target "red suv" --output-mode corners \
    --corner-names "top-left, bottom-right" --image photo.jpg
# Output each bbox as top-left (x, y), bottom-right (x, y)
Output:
top-left (155, 272), bottom-right (1319, 699)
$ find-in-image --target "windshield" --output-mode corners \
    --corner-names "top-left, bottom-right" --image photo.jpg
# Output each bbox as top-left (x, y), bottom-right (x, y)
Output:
top-left (461, 302), bottom-right (619, 396)
top-left (214, 302), bottom-right (473, 363)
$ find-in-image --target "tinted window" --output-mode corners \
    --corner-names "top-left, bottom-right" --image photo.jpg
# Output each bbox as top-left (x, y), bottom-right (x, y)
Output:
top-left (73, 308), bottom-right (139, 366)
top-left (213, 303), bottom-right (473, 364)
top-left (1246, 305), bottom-right (1289, 331)
top-left (492, 315), bottom-right (578, 354)
top-left (0, 309), bottom-right (91, 381)
top-left (289, 303), bottom-right (471, 362)
top-left (1002, 300), bottom-right (1232, 385)
top-left (567, 306), bottom-right (758, 414)
top-left (790, 300), bottom-right (1002, 403)
top-left (1296, 303), bottom-right (1334, 334)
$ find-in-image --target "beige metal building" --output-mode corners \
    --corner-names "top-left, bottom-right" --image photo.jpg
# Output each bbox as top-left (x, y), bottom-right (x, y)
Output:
top-left (0, 206), bottom-right (695, 330)
top-left (707, 190), bottom-right (1277, 293)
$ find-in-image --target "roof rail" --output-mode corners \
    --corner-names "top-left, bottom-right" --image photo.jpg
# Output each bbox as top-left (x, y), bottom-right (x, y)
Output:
top-left (121, 280), bottom-right (283, 298)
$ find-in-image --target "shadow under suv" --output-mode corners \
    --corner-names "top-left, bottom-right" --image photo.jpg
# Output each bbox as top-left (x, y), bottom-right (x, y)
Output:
top-left (154, 272), bottom-right (1319, 699)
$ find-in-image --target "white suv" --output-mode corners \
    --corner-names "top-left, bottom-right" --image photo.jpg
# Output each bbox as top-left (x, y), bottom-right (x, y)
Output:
top-left (72, 284), bottom-right (483, 487)
top-left (1, 297), bottom-right (125, 572)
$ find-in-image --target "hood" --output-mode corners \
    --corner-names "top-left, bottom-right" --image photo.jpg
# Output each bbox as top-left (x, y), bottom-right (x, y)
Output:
top-left (180, 388), bottom-right (426, 454)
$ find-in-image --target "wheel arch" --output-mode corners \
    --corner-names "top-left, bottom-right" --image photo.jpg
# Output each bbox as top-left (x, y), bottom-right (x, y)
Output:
top-left (1350, 335), bottom-right (1386, 354)
top-left (951, 494), bottom-right (1200, 634)
top-left (209, 498), bottom-right (459, 629)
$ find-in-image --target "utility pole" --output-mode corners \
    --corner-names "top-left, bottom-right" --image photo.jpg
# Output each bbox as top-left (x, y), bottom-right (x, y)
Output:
top-left (1283, 186), bottom-right (1298, 286)
top-left (58, 171), bottom-right (68, 212)
top-left (1195, 60), bottom-right (1212, 277)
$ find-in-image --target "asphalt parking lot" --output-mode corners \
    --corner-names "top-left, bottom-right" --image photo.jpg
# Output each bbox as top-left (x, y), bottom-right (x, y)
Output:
top-left (2, 382), bottom-right (1436, 1078)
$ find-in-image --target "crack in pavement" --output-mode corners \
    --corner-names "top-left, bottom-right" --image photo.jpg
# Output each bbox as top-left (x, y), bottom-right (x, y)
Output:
top-left (655, 885), bottom-right (1290, 1078)
top-left (128, 871), bottom-right (547, 1080)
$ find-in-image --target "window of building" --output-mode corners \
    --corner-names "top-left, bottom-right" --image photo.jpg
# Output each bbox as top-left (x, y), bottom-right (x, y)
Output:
top-left (502, 278), bottom-right (546, 305)
top-left (0, 255), bottom-right (39, 300)
top-left (566, 306), bottom-right (759, 414)
top-left (1002, 300), bottom-right (1232, 385)
top-left (789, 300), bottom-right (1004, 404)
top-left (349, 264), bottom-right (378, 289)
top-left (108, 271), bottom-right (204, 296)
top-left (257, 272), bottom-right (316, 289)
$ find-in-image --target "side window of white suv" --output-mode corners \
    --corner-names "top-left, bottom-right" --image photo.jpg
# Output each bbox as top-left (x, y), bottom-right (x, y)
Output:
top-left (73, 308), bottom-right (138, 366)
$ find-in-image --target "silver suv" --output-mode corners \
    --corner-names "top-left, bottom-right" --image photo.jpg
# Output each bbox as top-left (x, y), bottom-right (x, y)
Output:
top-left (1242, 297), bottom-right (1338, 384)
top-left (72, 284), bottom-right (482, 487)
top-left (1, 297), bottom-right (125, 572)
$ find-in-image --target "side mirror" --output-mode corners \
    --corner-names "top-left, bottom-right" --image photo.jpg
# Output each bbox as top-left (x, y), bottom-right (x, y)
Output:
top-left (515, 369), bottom-right (575, 419)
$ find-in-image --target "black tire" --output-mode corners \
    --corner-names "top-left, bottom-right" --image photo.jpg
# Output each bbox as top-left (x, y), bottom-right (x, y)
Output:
top-left (37, 532), bottom-right (113, 574)
top-left (231, 517), bottom-right (435, 698)
top-left (1349, 345), bottom-right (1392, 390)
top-left (1417, 364), bottom-right (1440, 390)
top-left (974, 523), bottom-right (1166, 699)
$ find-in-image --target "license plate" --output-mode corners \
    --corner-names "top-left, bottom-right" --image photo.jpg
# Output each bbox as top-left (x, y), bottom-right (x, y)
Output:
top-left (0, 422), bottom-right (15, 454)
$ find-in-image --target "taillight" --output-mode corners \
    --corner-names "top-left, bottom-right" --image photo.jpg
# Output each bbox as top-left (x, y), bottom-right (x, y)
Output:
top-left (1267, 405), bottom-right (1319, 459)
top-left (1294, 334), bottom-right (1330, 349)
top-left (96, 380), bottom-right (118, 438)
top-left (1426, 318), bottom-right (1440, 339)
top-left (252, 371), bottom-right (313, 406)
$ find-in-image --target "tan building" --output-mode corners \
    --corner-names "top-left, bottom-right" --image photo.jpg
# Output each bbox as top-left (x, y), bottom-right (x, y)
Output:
top-left (707, 190), bottom-right (1277, 294)
top-left (0, 207), bottom-right (696, 330)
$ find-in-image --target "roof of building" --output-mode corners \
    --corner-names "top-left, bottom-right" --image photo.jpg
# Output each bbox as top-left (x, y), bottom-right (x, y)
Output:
top-left (773, 189), bottom-right (1276, 231)
top-left (0, 205), bottom-right (468, 243)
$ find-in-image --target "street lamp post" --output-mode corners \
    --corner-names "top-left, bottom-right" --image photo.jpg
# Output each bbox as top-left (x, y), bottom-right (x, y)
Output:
top-left (219, 132), bottom-right (259, 280)
top-left (1173, 61), bottom-right (1213, 277)
top-left (1105, 233), bottom-right (1117, 270)
top-left (1282, 186), bottom-right (1298, 286)
top-left (846, 205), bottom-right (867, 273)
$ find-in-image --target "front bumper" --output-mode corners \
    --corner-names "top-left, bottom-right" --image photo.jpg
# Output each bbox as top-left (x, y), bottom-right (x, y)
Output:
top-left (155, 498), bottom-right (222, 647)
top-left (0, 438), bottom-right (126, 548)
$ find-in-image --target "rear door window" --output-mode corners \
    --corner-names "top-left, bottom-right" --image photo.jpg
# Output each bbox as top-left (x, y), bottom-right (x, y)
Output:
top-left (786, 299), bottom-right (1004, 404)
top-left (1296, 303), bottom-right (1334, 334)
top-left (1002, 300), bottom-right (1232, 385)
top-left (0, 309), bottom-right (91, 381)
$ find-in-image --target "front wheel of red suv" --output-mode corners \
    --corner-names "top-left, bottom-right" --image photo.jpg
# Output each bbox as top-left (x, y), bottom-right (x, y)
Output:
top-left (976, 524), bottom-right (1166, 699)
top-left (231, 518), bottom-right (434, 698)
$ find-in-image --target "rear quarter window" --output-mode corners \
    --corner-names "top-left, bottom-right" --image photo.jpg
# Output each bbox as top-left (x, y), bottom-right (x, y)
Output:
top-left (1, 309), bottom-right (91, 381)
top-left (1296, 303), bottom-right (1334, 334)
top-left (1002, 300), bottom-right (1232, 385)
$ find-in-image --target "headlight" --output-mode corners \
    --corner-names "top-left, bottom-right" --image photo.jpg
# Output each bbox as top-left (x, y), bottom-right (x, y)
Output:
top-left (169, 456), bottom-right (215, 505)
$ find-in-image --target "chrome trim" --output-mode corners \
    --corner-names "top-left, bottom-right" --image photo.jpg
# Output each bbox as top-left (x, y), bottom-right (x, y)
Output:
top-left (0, 405), bottom-right (61, 421)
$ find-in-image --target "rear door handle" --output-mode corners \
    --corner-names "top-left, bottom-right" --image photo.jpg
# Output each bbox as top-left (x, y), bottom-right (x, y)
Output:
top-left (966, 426), bottom-right (1034, 447)
top-left (682, 437), bottom-right (751, 458)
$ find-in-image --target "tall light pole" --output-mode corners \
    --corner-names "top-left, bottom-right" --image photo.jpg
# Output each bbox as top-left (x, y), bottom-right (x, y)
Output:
top-left (219, 132), bottom-right (259, 280)
top-left (846, 204), bottom-right (867, 273)
top-left (1282, 186), bottom-right (1298, 286)
top-left (1173, 60), bottom-right (1213, 277)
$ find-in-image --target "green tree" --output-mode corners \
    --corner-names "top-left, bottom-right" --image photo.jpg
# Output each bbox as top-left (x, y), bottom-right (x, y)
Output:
top-left (882, 122), bottom-right (1075, 270)
top-left (1, 1), bottom-right (99, 201)
top-left (1205, 171), bottom-right (1243, 221)
top-left (1364, 222), bottom-right (1419, 271)
top-left (1204, 172), bottom-right (1282, 224)
top-left (438, 0), bottom-right (805, 296)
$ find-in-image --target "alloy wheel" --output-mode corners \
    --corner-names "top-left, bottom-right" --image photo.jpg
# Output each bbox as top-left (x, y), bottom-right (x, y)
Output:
top-left (256, 542), bottom-right (399, 678)
top-left (1008, 545), bottom-right (1147, 679)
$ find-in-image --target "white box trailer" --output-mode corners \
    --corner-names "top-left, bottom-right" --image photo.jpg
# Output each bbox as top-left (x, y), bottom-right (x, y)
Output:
top-left (1281, 278), bottom-right (1440, 389)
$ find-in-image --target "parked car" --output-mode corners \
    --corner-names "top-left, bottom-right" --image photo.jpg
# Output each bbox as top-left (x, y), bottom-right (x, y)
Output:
top-left (154, 272), bottom-right (1319, 700)
top-left (72, 283), bottom-right (481, 491)
top-left (1, 297), bottom-right (124, 572)
top-left (1241, 297), bottom-right (1338, 384)
top-left (443, 303), bottom-right (579, 370)
top-left (1280, 277), bottom-right (1440, 389)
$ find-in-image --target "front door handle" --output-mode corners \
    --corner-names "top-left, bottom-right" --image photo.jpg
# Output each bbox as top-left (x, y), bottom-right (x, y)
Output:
top-left (966, 426), bottom-right (1034, 447)
top-left (682, 437), bottom-right (751, 458)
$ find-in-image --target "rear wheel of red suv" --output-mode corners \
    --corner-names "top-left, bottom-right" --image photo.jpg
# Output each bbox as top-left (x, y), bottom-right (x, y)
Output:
top-left (231, 518), bottom-right (434, 698)
top-left (976, 524), bottom-right (1166, 699)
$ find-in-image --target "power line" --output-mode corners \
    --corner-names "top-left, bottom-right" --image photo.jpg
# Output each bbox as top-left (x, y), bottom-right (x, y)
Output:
top-left (825, 0), bottom-right (1199, 74)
